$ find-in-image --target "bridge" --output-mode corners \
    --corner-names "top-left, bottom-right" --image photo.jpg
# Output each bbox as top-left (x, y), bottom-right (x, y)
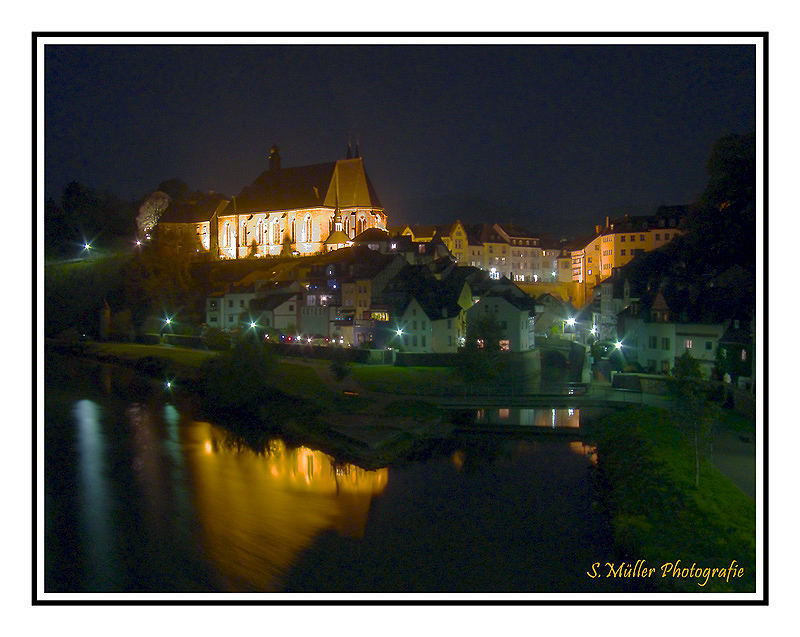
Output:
top-left (431, 384), bottom-right (673, 411)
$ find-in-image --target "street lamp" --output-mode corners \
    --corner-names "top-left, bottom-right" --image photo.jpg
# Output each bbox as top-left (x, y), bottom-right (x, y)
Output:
top-left (614, 340), bottom-right (623, 350)
top-left (566, 317), bottom-right (576, 327)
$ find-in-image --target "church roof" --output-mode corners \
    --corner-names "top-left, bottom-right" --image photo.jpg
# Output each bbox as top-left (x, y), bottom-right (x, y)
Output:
top-left (324, 230), bottom-right (352, 245)
top-left (159, 194), bottom-right (230, 223)
top-left (352, 228), bottom-right (390, 242)
top-left (234, 157), bottom-right (382, 214)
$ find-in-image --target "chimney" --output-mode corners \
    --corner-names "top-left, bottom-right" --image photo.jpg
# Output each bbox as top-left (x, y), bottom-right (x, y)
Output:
top-left (268, 145), bottom-right (281, 171)
top-left (605, 216), bottom-right (610, 228)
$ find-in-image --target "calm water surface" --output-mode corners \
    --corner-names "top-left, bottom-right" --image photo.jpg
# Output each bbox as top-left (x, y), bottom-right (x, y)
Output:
top-left (44, 355), bottom-right (622, 593)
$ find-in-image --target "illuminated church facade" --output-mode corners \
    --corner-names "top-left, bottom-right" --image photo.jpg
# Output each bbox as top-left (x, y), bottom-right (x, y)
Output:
top-left (155, 146), bottom-right (387, 259)
top-left (217, 146), bottom-right (387, 259)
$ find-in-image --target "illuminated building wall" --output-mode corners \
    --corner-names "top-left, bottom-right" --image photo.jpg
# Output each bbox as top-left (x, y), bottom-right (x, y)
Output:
top-left (158, 156), bottom-right (387, 260)
top-left (571, 213), bottom-right (685, 291)
top-left (437, 221), bottom-right (470, 264)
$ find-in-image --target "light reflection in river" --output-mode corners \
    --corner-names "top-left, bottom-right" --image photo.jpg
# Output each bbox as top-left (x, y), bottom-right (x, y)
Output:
top-left (183, 422), bottom-right (388, 591)
top-left (46, 357), bottom-right (615, 593)
top-left (73, 399), bottom-right (113, 589)
top-left (475, 407), bottom-right (580, 428)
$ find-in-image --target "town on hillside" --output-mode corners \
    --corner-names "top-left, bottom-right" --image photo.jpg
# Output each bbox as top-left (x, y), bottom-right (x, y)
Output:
top-left (99, 139), bottom-right (751, 394)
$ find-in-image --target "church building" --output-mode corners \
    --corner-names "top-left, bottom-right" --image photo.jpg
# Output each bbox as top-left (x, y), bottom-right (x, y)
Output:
top-left (218, 146), bottom-right (387, 259)
top-left (154, 145), bottom-right (387, 259)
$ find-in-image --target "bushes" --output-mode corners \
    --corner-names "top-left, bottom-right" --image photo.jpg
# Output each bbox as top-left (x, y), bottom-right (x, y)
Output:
top-left (199, 342), bottom-right (283, 418)
top-left (133, 355), bottom-right (176, 379)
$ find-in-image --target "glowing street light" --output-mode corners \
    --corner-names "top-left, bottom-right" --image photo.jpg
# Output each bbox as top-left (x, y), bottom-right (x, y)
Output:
top-left (250, 321), bottom-right (256, 328)
top-left (614, 340), bottom-right (623, 350)
top-left (590, 326), bottom-right (597, 336)
top-left (566, 317), bottom-right (576, 327)
top-left (396, 328), bottom-right (403, 337)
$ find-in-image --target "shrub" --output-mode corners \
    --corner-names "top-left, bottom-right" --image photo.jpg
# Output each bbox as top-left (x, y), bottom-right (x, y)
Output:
top-left (134, 355), bottom-right (175, 378)
top-left (199, 342), bottom-right (279, 416)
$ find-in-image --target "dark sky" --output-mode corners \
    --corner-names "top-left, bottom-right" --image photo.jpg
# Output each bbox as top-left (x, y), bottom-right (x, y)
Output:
top-left (44, 41), bottom-right (755, 239)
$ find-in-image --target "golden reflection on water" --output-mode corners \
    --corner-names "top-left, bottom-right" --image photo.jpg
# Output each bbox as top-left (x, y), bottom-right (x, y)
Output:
top-left (184, 421), bottom-right (387, 591)
top-left (569, 440), bottom-right (598, 466)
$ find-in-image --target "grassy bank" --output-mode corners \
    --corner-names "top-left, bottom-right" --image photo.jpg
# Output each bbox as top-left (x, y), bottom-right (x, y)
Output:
top-left (48, 340), bottom-right (447, 468)
top-left (349, 364), bottom-right (456, 395)
top-left (589, 406), bottom-right (755, 592)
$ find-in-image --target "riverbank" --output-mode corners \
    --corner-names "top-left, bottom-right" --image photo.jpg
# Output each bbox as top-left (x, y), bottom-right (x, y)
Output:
top-left (45, 340), bottom-right (452, 469)
top-left (588, 406), bottom-right (756, 592)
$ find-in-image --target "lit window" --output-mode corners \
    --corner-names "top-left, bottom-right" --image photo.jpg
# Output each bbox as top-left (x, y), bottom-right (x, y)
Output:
top-left (499, 340), bottom-right (510, 351)
top-left (685, 339), bottom-right (693, 349)
top-left (741, 349), bottom-right (747, 361)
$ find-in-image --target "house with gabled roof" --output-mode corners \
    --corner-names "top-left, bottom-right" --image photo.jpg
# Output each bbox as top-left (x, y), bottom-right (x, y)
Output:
top-left (436, 220), bottom-right (470, 264)
top-left (395, 280), bottom-right (472, 353)
top-left (616, 289), bottom-right (726, 377)
top-left (465, 289), bottom-right (538, 352)
top-left (249, 292), bottom-right (302, 335)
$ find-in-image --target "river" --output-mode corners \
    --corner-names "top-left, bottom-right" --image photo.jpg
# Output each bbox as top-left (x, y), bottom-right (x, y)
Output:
top-left (43, 355), bottom-right (625, 594)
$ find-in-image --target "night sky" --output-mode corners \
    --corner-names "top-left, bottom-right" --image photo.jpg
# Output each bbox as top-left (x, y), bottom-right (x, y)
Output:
top-left (44, 41), bottom-right (755, 239)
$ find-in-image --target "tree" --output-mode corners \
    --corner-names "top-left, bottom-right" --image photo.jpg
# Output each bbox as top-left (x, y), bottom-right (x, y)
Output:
top-left (44, 197), bottom-right (70, 256)
top-left (136, 191), bottom-right (171, 236)
top-left (156, 178), bottom-right (189, 202)
top-left (246, 238), bottom-right (259, 259)
top-left (329, 349), bottom-right (351, 382)
top-left (280, 235), bottom-right (293, 257)
top-left (123, 244), bottom-right (197, 331)
top-left (455, 315), bottom-right (505, 389)
top-left (667, 351), bottom-right (719, 488)
top-left (683, 132), bottom-right (756, 275)
top-left (200, 342), bottom-right (277, 417)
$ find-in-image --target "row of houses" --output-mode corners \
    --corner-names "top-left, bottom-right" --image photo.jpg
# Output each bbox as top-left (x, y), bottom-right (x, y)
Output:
top-left (392, 221), bottom-right (572, 285)
top-left (570, 261), bottom-right (754, 386)
top-left (204, 245), bottom-right (567, 354)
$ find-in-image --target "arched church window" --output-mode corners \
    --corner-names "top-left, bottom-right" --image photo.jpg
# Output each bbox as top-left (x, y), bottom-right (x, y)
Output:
top-left (257, 219), bottom-right (264, 245)
top-left (272, 220), bottom-right (281, 245)
top-left (304, 215), bottom-right (313, 242)
top-left (357, 215), bottom-right (367, 236)
top-left (223, 221), bottom-right (231, 247)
